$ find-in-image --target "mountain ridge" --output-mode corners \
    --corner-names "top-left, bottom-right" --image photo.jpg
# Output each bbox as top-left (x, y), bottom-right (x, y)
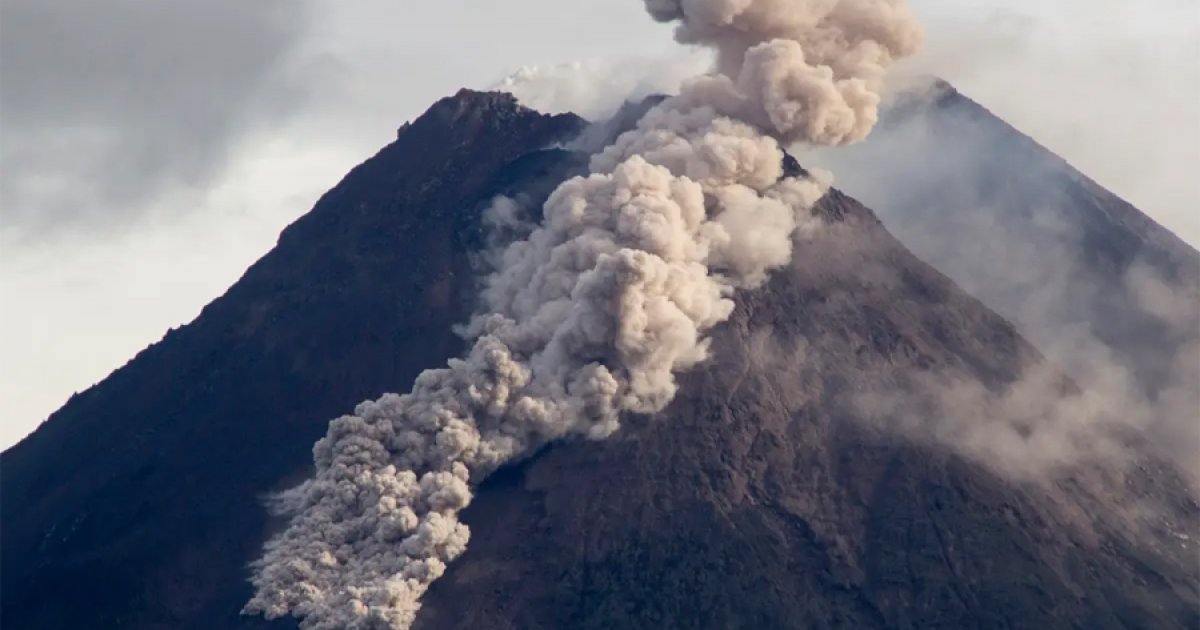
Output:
top-left (2, 89), bottom-right (584, 629)
top-left (808, 78), bottom-right (1200, 485)
top-left (890, 79), bottom-right (1198, 282)
top-left (3, 86), bottom-right (1196, 629)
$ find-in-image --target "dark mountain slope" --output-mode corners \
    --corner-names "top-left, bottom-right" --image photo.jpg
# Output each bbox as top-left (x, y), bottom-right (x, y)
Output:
top-left (806, 80), bottom-right (1200, 404)
top-left (415, 184), bottom-right (1198, 630)
top-left (3, 89), bottom-right (1196, 629)
top-left (2, 91), bottom-right (584, 630)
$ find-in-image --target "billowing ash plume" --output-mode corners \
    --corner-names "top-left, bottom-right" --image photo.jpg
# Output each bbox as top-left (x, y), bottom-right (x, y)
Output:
top-left (244, 1), bottom-right (921, 628)
top-left (647, 0), bottom-right (923, 145)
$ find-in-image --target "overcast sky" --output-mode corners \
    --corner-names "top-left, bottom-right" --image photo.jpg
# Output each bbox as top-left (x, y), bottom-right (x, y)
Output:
top-left (2, 0), bottom-right (1197, 449)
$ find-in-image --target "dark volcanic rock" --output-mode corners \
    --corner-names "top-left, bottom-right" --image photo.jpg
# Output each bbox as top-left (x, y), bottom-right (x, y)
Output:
top-left (1, 90), bottom-right (584, 630)
top-left (808, 80), bottom-right (1200, 400)
top-left (3, 88), bottom-right (1196, 630)
top-left (414, 179), bottom-right (1198, 630)
top-left (806, 80), bottom-right (1200, 519)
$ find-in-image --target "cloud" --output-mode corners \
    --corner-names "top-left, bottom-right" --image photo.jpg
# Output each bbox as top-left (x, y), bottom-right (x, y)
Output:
top-left (0, 0), bottom-right (313, 243)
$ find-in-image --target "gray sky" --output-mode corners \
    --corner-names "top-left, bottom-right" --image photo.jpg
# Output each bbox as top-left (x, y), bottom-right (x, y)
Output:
top-left (2, 0), bottom-right (1197, 449)
top-left (1, 1), bottom-right (310, 239)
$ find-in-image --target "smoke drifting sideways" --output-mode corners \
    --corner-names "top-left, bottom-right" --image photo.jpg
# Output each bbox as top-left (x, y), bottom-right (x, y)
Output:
top-left (494, 56), bottom-right (713, 121)
top-left (244, 1), bottom-right (921, 628)
top-left (807, 80), bottom-right (1200, 498)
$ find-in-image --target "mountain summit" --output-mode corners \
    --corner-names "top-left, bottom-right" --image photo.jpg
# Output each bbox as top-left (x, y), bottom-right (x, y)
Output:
top-left (2, 91), bottom-right (584, 629)
top-left (810, 79), bottom-right (1200, 486)
top-left (3, 88), bottom-right (1197, 629)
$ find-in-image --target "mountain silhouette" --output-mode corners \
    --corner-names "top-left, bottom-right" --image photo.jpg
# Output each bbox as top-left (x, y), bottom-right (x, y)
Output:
top-left (3, 87), bottom-right (1196, 629)
top-left (811, 79), bottom-right (1200, 400)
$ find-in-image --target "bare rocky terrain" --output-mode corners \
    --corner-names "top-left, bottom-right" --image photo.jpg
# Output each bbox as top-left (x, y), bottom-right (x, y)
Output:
top-left (3, 88), bottom-right (1196, 629)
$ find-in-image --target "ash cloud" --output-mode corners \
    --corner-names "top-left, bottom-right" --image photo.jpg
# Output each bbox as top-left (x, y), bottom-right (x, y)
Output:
top-left (244, 1), bottom-right (921, 628)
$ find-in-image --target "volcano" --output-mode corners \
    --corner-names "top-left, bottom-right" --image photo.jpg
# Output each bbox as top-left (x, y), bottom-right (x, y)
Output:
top-left (3, 87), bottom-right (1197, 629)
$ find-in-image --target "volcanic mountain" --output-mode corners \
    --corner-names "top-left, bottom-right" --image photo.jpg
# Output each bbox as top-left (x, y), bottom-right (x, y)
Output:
top-left (3, 87), bottom-right (1197, 629)
top-left (806, 79), bottom-right (1200, 488)
top-left (809, 79), bottom-right (1200, 402)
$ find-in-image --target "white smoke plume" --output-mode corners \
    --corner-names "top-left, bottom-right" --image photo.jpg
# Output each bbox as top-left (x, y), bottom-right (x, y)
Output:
top-left (494, 55), bottom-right (713, 120)
top-left (244, 1), bottom-right (921, 628)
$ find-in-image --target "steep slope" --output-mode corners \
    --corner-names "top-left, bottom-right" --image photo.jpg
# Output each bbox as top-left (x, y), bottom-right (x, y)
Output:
top-left (1, 91), bottom-right (584, 630)
top-left (804, 80), bottom-right (1199, 439)
top-left (414, 173), bottom-right (1198, 630)
top-left (3, 90), bottom-right (1196, 629)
